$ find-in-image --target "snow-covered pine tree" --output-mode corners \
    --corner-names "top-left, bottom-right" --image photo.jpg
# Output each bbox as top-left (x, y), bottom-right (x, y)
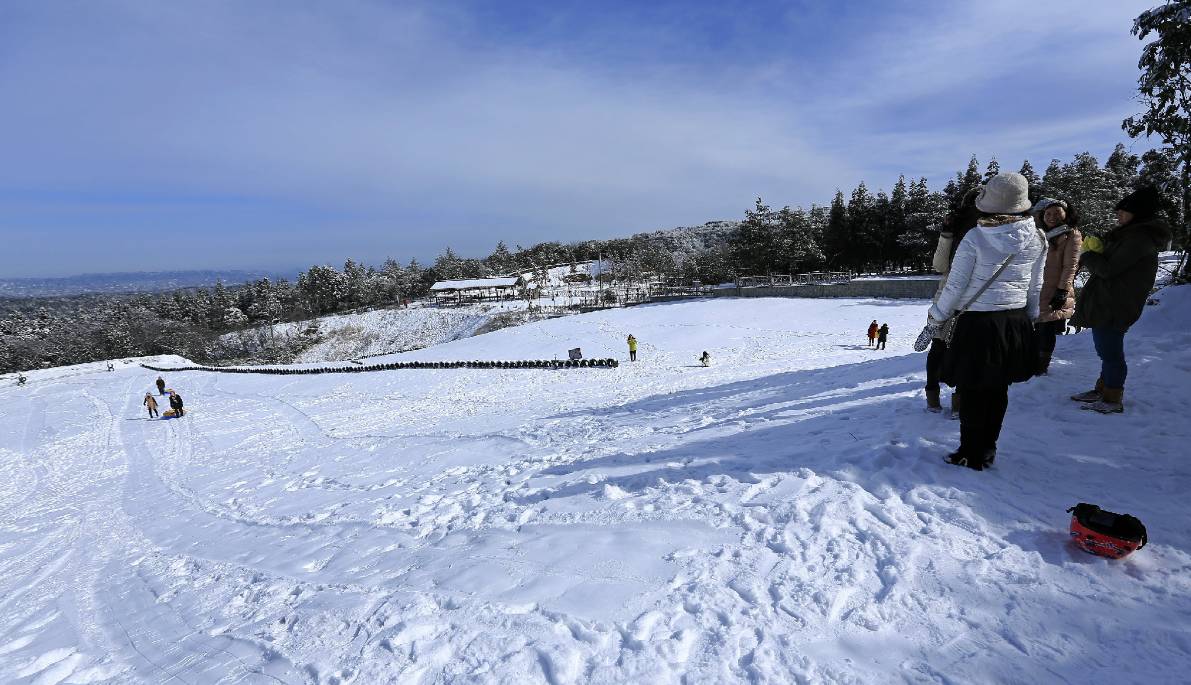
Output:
top-left (983, 157), bottom-right (1001, 183)
top-left (1019, 160), bottom-right (1040, 189)
top-left (776, 205), bottom-right (823, 273)
top-left (731, 198), bottom-right (780, 276)
top-left (1123, 0), bottom-right (1191, 276)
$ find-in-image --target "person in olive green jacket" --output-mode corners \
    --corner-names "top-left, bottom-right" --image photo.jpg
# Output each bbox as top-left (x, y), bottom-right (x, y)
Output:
top-left (1070, 186), bottom-right (1172, 414)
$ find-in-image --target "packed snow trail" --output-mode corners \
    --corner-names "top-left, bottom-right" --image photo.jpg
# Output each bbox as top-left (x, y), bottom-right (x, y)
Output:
top-left (1, 295), bottom-right (1189, 683)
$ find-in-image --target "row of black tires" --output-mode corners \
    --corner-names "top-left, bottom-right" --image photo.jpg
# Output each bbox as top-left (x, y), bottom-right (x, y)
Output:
top-left (140, 358), bottom-right (620, 375)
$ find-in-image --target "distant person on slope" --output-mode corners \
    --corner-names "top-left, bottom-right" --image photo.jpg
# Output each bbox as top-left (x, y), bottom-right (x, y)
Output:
top-left (627, 334), bottom-right (638, 362)
top-left (143, 393), bottom-right (159, 419)
top-left (929, 172), bottom-right (1046, 471)
top-left (168, 391), bottom-right (185, 418)
top-left (876, 323), bottom-right (889, 350)
top-left (156, 376), bottom-right (166, 395)
top-left (1069, 186), bottom-right (1171, 414)
top-left (700, 351), bottom-right (711, 367)
top-left (1032, 199), bottom-right (1082, 376)
top-left (867, 320), bottom-right (879, 347)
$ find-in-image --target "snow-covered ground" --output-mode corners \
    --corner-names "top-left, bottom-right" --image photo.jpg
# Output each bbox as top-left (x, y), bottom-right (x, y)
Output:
top-left (221, 302), bottom-right (533, 363)
top-left (2, 291), bottom-right (1190, 683)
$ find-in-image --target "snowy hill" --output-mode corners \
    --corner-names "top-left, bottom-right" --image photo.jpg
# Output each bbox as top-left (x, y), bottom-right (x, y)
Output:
top-left (217, 301), bottom-right (539, 363)
top-left (2, 289), bottom-right (1190, 683)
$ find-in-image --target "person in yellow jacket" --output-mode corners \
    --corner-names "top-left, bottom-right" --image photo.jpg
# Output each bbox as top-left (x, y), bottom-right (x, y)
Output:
top-left (627, 334), bottom-right (638, 362)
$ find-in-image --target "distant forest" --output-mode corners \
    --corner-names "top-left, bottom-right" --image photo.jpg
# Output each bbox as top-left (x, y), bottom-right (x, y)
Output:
top-left (2, 144), bottom-right (1185, 374)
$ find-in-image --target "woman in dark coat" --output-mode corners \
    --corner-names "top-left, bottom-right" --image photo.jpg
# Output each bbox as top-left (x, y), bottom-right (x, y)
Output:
top-left (1069, 186), bottom-right (1171, 413)
top-left (169, 391), bottom-right (185, 417)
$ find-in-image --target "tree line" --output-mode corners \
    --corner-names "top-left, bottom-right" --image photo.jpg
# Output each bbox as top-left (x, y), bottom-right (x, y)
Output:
top-left (728, 144), bottom-right (1184, 278)
top-left (1, 144), bottom-right (1185, 375)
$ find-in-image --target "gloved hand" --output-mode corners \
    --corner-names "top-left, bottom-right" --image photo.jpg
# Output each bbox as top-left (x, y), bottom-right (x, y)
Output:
top-left (1082, 235), bottom-right (1104, 253)
top-left (1049, 289), bottom-right (1068, 311)
top-left (914, 314), bottom-right (945, 352)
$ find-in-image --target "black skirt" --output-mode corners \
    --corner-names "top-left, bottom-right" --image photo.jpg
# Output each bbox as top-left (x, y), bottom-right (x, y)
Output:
top-left (940, 308), bottom-right (1038, 388)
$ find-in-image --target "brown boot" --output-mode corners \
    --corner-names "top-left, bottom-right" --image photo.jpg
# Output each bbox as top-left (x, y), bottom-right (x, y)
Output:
top-left (1070, 378), bottom-right (1104, 403)
top-left (926, 387), bottom-right (942, 412)
top-left (1083, 387), bottom-right (1124, 414)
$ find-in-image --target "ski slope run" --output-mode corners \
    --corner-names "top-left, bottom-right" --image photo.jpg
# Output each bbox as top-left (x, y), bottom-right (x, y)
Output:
top-left (1, 294), bottom-right (1190, 684)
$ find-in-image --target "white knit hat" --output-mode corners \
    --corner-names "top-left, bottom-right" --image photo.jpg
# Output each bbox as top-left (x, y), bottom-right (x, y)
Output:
top-left (976, 172), bottom-right (1032, 214)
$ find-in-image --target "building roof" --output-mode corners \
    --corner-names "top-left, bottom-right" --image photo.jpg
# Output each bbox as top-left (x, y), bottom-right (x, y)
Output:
top-left (430, 277), bottom-right (522, 291)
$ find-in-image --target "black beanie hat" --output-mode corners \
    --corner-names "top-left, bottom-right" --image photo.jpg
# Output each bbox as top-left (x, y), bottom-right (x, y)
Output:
top-left (1115, 186), bottom-right (1161, 218)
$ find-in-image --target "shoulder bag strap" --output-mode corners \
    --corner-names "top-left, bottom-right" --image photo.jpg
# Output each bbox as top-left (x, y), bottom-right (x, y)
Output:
top-left (955, 254), bottom-right (1015, 314)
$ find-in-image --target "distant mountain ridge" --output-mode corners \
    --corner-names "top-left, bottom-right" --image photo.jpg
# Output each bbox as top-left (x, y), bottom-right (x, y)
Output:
top-left (0, 269), bottom-right (297, 298)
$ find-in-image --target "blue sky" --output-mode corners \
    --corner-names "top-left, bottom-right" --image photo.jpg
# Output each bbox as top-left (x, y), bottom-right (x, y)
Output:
top-left (0, 0), bottom-right (1156, 278)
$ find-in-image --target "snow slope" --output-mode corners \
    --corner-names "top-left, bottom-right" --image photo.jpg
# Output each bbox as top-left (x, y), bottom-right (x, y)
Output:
top-left (220, 302), bottom-right (533, 363)
top-left (1, 292), bottom-right (1190, 683)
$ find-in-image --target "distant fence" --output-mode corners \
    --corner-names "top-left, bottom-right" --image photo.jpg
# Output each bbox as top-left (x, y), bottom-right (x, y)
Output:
top-left (735, 272), bottom-right (852, 288)
top-left (713, 277), bottom-right (939, 300)
top-left (140, 359), bottom-right (619, 375)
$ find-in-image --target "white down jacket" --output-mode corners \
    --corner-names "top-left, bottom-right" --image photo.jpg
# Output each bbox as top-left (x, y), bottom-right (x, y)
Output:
top-left (928, 217), bottom-right (1046, 322)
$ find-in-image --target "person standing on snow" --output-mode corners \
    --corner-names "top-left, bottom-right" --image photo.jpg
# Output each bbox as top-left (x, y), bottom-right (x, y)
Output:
top-left (867, 320), bottom-right (879, 347)
top-left (876, 323), bottom-right (889, 350)
top-left (1069, 186), bottom-right (1171, 414)
top-left (1032, 199), bottom-right (1082, 375)
top-left (627, 334), bottom-right (638, 362)
top-left (923, 189), bottom-right (980, 413)
top-left (168, 391), bottom-right (185, 417)
top-left (143, 392), bottom-right (159, 418)
top-left (928, 172), bottom-right (1046, 471)
top-left (699, 351), bottom-right (711, 366)
top-left (156, 376), bottom-right (166, 395)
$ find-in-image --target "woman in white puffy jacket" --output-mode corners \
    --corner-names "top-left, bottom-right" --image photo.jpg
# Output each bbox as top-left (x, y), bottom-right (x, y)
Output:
top-left (928, 172), bottom-right (1046, 470)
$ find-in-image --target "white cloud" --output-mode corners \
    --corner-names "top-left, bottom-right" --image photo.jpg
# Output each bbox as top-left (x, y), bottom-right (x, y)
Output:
top-left (0, 0), bottom-right (1161, 275)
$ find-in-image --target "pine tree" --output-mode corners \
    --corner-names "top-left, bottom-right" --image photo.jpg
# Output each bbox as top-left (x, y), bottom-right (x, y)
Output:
top-left (485, 241), bottom-right (517, 275)
top-left (1019, 160), bottom-right (1040, 188)
top-left (823, 191), bottom-right (850, 270)
top-left (847, 182), bottom-right (877, 271)
top-left (983, 157), bottom-right (1001, 182)
top-left (1139, 147), bottom-right (1186, 231)
top-left (1105, 143), bottom-right (1141, 190)
top-left (776, 206), bottom-right (823, 272)
top-left (732, 198), bottom-right (779, 275)
top-left (888, 176), bottom-right (910, 266)
top-left (433, 247), bottom-right (465, 281)
top-left (1123, 0), bottom-right (1191, 267)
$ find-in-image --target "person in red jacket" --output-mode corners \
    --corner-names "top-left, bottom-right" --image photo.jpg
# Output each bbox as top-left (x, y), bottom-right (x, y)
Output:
top-left (867, 320), bottom-right (879, 347)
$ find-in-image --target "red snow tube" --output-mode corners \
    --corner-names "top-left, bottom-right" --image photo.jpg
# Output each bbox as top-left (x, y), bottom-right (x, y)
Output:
top-left (1067, 503), bottom-right (1147, 559)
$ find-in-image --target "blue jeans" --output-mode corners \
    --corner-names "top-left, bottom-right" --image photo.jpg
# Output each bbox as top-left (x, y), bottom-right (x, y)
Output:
top-left (1092, 327), bottom-right (1127, 389)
